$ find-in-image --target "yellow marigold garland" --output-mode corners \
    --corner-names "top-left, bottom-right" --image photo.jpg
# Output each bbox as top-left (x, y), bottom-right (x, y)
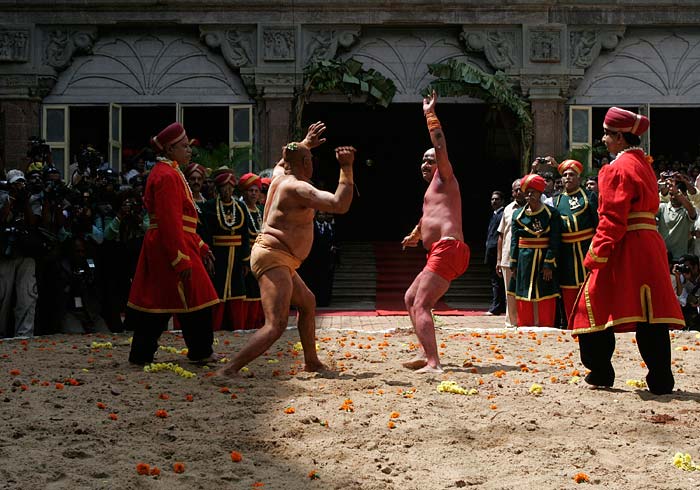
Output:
top-left (90, 341), bottom-right (113, 349)
top-left (437, 380), bottom-right (478, 395)
top-left (143, 362), bottom-right (196, 378)
top-left (673, 452), bottom-right (700, 471)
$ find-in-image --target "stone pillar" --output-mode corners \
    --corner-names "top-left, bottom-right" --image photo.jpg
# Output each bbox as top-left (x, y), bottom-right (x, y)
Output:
top-left (261, 96), bottom-right (294, 169)
top-left (0, 99), bottom-right (40, 172)
top-left (530, 97), bottom-right (565, 161)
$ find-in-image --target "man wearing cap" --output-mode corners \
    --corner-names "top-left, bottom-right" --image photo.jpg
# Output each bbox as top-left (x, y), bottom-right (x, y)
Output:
top-left (199, 168), bottom-right (250, 330)
top-left (238, 172), bottom-right (264, 329)
top-left (126, 122), bottom-right (220, 365)
top-left (553, 159), bottom-right (598, 320)
top-left (569, 107), bottom-right (684, 395)
top-left (400, 91), bottom-right (470, 374)
top-left (184, 162), bottom-right (208, 205)
top-left (508, 174), bottom-right (562, 327)
top-left (214, 122), bottom-right (355, 381)
top-left (259, 177), bottom-right (271, 207)
top-left (0, 169), bottom-right (37, 338)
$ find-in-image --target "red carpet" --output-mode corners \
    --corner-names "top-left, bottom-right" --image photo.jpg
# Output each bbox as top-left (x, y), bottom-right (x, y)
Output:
top-left (373, 242), bottom-right (472, 315)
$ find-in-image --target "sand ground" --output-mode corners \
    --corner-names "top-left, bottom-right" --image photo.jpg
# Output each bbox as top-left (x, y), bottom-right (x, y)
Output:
top-left (1, 315), bottom-right (699, 490)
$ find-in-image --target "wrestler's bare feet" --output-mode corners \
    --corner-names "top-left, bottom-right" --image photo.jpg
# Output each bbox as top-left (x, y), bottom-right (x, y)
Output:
top-left (402, 356), bottom-right (428, 370)
top-left (304, 360), bottom-right (329, 373)
top-left (211, 366), bottom-right (241, 387)
top-left (415, 364), bottom-right (443, 374)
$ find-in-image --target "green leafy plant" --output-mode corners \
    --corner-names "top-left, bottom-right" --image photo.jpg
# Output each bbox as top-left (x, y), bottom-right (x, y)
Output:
top-left (192, 143), bottom-right (263, 176)
top-left (421, 59), bottom-right (534, 168)
top-left (293, 58), bottom-right (397, 139)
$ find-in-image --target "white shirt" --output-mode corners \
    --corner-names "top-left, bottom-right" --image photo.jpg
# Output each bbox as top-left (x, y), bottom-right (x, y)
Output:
top-left (497, 200), bottom-right (522, 267)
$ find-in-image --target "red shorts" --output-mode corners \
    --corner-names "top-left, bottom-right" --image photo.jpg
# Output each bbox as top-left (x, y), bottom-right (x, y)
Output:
top-left (424, 238), bottom-right (470, 282)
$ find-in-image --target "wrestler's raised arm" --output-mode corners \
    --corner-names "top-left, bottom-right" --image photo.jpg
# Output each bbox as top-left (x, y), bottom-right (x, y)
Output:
top-left (423, 91), bottom-right (454, 182)
top-left (294, 146), bottom-right (355, 214)
top-left (273, 122), bottom-right (328, 179)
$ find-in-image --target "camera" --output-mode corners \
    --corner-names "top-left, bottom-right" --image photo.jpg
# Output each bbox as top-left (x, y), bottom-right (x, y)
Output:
top-left (536, 157), bottom-right (547, 165)
top-left (76, 146), bottom-right (102, 174)
top-left (675, 263), bottom-right (690, 274)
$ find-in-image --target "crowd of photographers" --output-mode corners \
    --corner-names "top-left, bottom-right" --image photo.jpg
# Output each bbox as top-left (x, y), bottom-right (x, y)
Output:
top-left (0, 139), bottom-right (156, 337)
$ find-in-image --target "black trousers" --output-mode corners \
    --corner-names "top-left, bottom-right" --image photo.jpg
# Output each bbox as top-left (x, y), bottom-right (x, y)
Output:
top-left (486, 247), bottom-right (505, 314)
top-left (578, 322), bottom-right (674, 395)
top-left (126, 306), bottom-right (213, 364)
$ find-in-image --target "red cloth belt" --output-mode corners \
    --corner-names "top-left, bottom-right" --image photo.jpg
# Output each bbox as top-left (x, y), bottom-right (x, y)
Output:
top-left (561, 228), bottom-right (595, 244)
top-left (148, 214), bottom-right (198, 234)
top-left (518, 237), bottom-right (550, 249)
top-left (213, 235), bottom-right (242, 247)
top-left (626, 212), bottom-right (656, 231)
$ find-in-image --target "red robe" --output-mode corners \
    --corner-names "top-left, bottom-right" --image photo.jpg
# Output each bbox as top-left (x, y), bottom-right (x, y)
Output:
top-left (127, 159), bottom-right (219, 313)
top-left (569, 149), bottom-right (685, 334)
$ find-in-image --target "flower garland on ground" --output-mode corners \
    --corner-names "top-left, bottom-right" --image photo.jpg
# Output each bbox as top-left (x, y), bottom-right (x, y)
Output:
top-left (143, 362), bottom-right (196, 378)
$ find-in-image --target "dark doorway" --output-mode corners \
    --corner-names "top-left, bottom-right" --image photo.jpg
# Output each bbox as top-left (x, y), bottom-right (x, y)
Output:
top-left (122, 106), bottom-right (175, 155)
top-left (69, 106), bottom-right (109, 165)
top-left (650, 107), bottom-right (700, 164)
top-left (182, 106), bottom-right (228, 149)
top-left (302, 102), bottom-right (520, 246)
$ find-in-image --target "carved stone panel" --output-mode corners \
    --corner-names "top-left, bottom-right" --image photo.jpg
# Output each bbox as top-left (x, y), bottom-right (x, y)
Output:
top-left (0, 27), bottom-right (30, 63)
top-left (569, 29), bottom-right (623, 69)
top-left (339, 28), bottom-right (491, 102)
top-left (529, 27), bottom-right (561, 63)
top-left (263, 26), bottom-right (295, 61)
top-left (200, 26), bottom-right (256, 69)
top-left (45, 32), bottom-right (252, 104)
top-left (461, 28), bottom-right (521, 70)
top-left (43, 28), bottom-right (97, 71)
top-left (572, 28), bottom-right (700, 105)
top-left (302, 27), bottom-right (360, 65)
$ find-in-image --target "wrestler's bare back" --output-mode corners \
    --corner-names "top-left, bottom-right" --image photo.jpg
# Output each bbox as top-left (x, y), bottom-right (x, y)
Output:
top-left (420, 165), bottom-right (464, 249)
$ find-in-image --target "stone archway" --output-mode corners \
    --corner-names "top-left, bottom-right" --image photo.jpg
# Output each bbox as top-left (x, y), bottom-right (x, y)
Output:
top-left (44, 30), bottom-right (252, 104)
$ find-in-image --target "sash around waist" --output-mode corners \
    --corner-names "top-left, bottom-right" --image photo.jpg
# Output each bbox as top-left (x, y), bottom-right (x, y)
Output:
top-left (561, 228), bottom-right (594, 243)
top-left (518, 237), bottom-right (549, 249)
top-left (213, 235), bottom-right (242, 247)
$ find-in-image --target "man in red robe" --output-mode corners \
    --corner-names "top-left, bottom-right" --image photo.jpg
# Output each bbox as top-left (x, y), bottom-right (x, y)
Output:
top-left (127, 122), bottom-right (220, 365)
top-left (569, 107), bottom-right (685, 395)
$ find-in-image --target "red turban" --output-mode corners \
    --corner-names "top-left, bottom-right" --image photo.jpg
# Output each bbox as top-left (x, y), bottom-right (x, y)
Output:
top-left (184, 163), bottom-right (206, 179)
top-left (521, 174), bottom-right (546, 193)
top-left (214, 169), bottom-right (236, 187)
top-left (603, 107), bottom-right (649, 136)
top-left (558, 159), bottom-right (583, 176)
top-left (260, 177), bottom-right (271, 191)
top-left (151, 122), bottom-right (187, 152)
top-left (238, 172), bottom-right (261, 191)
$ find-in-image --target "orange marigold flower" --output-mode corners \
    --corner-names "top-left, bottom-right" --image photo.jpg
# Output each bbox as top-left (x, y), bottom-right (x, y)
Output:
top-left (108, 413), bottom-right (118, 420)
top-left (185, 394), bottom-right (194, 402)
top-left (252, 483), bottom-right (265, 488)
top-left (150, 466), bottom-right (161, 476)
top-left (284, 406), bottom-right (295, 414)
top-left (390, 411), bottom-right (400, 419)
top-left (308, 470), bottom-right (320, 480)
top-left (159, 393), bottom-right (170, 400)
top-left (155, 409), bottom-right (169, 418)
top-left (55, 383), bottom-right (65, 390)
top-left (173, 462), bottom-right (185, 474)
top-left (490, 404), bottom-right (498, 410)
top-left (136, 463), bottom-right (150, 475)
top-left (231, 393), bottom-right (238, 400)
top-left (66, 378), bottom-right (80, 386)
top-left (20, 384), bottom-right (28, 391)
top-left (9, 369), bottom-right (20, 376)
top-left (573, 472), bottom-right (590, 483)
top-left (96, 402), bottom-right (107, 409)
top-left (219, 387), bottom-right (231, 394)
top-left (387, 421), bottom-right (396, 429)
top-left (230, 451), bottom-right (243, 462)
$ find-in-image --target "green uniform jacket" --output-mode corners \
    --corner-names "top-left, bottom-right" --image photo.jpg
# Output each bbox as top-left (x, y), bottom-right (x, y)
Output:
top-left (554, 188), bottom-right (598, 289)
top-left (199, 197), bottom-right (250, 301)
top-left (508, 204), bottom-right (562, 301)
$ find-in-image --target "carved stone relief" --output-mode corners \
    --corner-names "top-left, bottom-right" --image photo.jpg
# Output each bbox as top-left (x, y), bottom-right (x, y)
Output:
top-left (461, 28), bottom-right (520, 70)
top-left (43, 28), bottom-right (97, 71)
top-left (200, 26), bottom-right (256, 69)
top-left (0, 28), bottom-right (30, 62)
top-left (302, 27), bottom-right (360, 64)
top-left (520, 74), bottom-right (580, 99)
top-left (529, 28), bottom-right (561, 63)
top-left (569, 29), bottom-right (624, 69)
top-left (263, 26), bottom-right (295, 61)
